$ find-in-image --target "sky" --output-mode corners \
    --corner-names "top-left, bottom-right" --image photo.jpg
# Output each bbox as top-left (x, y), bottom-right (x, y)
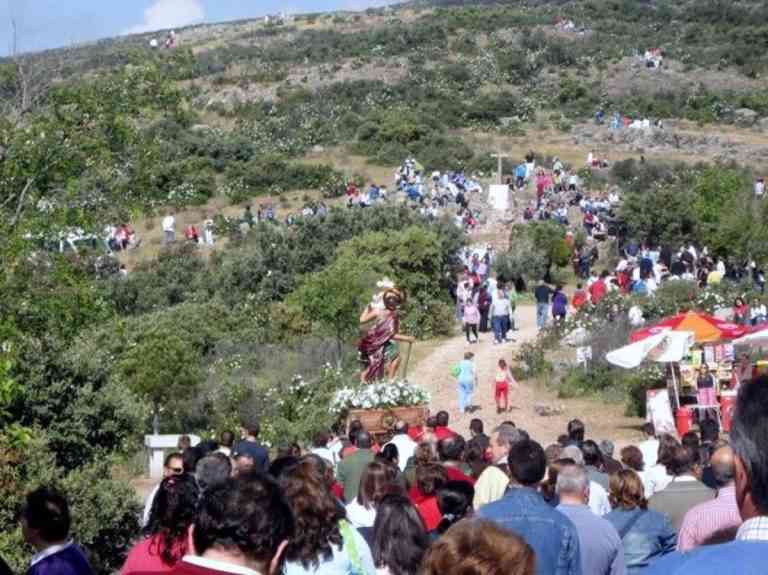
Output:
top-left (0, 0), bottom-right (390, 56)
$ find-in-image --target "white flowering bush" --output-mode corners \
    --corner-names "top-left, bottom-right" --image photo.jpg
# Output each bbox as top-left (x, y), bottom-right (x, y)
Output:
top-left (330, 380), bottom-right (430, 416)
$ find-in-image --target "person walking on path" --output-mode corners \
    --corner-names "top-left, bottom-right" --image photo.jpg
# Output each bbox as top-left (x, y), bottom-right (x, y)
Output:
top-left (494, 359), bottom-right (518, 414)
top-left (491, 289), bottom-right (513, 344)
top-left (453, 352), bottom-right (478, 414)
top-left (463, 296), bottom-right (480, 344)
top-left (534, 279), bottom-right (553, 330)
top-left (552, 284), bottom-right (568, 323)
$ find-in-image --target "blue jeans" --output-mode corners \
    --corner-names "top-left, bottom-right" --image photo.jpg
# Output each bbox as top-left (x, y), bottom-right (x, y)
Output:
top-left (458, 381), bottom-right (474, 412)
top-left (536, 303), bottom-right (549, 329)
top-left (492, 316), bottom-right (505, 343)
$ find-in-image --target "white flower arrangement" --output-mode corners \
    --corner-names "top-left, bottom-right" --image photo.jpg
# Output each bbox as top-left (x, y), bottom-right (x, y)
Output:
top-left (329, 380), bottom-right (430, 416)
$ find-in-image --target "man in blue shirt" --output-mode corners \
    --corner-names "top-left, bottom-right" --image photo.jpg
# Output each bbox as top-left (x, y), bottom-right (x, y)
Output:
top-left (22, 487), bottom-right (94, 575)
top-left (478, 439), bottom-right (582, 575)
top-left (556, 464), bottom-right (625, 575)
top-left (644, 379), bottom-right (768, 574)
top-left (233, 418), bottom-right (270, 473)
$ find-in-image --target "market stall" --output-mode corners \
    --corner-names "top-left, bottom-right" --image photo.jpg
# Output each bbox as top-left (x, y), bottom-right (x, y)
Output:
top-left (611, 311), bottom-right (748, 434)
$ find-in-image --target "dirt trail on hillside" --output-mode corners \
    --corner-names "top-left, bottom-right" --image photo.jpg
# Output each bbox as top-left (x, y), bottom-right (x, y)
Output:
top-left (410, 186), bottom-right (644, 445)
top-left (409, 304), bottom-right (643, 445)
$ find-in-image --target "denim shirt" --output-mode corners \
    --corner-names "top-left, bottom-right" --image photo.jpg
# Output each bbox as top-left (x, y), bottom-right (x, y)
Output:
top-left (478, 487), bottom-right (582, 575)
top-left (605, 508), bottom-right (677, 574)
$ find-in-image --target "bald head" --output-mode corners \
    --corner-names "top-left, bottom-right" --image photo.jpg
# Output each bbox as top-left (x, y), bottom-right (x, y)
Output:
top-left (711, 446), bottom-right (736, 488)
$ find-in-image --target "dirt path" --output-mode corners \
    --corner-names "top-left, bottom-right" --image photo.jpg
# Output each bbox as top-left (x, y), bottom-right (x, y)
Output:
top-left (410, 304), bottom-right (644, 445)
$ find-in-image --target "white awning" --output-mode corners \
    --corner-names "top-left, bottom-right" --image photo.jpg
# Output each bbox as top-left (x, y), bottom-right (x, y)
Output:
top-left (606, 331), bottom-right (694, 369)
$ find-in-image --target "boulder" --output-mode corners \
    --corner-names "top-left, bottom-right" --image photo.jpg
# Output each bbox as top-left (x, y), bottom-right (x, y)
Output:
top-left (757, 117), bottom-right (768, 131)
top-left (734, 108), bottom-right (758, 127)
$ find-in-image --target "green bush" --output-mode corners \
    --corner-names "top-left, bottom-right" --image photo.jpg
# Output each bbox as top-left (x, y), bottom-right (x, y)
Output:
top-left (515, 342), bottom-right (553, 380)
top-left (0, 431), bottom-right (140, 575)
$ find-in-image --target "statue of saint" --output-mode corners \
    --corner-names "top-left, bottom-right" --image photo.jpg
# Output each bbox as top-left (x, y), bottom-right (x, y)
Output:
top-left (358, 287), bottom-right (415, 382)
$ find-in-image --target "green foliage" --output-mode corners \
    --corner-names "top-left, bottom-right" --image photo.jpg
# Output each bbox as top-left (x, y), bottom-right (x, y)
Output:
top-left (288, 253), bottom-right (386, 360)
top-left (225, 156), bottom-right (345, 200)
top-left (515, 342), bottom-right (553, 380)
top-left (116, 327), bottom-right (203, 414)
top-left (0, 431), bottom-right (141, 575)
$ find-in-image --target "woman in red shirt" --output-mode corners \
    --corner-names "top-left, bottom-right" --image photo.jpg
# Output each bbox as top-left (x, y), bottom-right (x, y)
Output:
top-left (410, 463), bottom-right (447, 532)
top-left (122, 474), bottom-right (199, 574)
top-left (571, 283), bottom-right (588, 309)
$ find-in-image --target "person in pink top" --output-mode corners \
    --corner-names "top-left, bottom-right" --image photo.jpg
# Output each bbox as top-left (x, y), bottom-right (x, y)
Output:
top-left (462, 294), bottom-right (481, 343)
top-left (122, 474), bottom-right (200, 574)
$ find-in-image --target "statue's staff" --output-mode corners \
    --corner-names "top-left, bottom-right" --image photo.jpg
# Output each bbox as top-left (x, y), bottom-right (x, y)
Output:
top-left (402, 340), bottom-right (413, 382)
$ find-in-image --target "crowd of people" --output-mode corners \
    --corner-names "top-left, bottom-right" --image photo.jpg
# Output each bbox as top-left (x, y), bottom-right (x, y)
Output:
top-left (9, 382), bottom-right (768, 575)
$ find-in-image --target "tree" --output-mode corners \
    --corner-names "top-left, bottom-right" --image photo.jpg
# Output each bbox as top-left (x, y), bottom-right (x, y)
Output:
top-left (116, 327), bottom-right (202, 432)
top-left (288, 254), bottom-right (387, 366)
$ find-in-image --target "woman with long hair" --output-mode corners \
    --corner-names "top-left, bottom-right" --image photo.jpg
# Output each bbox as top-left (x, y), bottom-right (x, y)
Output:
top-left (605, 469), bottom-right (676, 574)
top-left (122, 474), bottom-right (199, 574)
top-left (281, 457), bottom-right (376, 574)
top-left (371, 494), bottom-right (429, 575)
top-left (346, 462), bottom-right (398, 529)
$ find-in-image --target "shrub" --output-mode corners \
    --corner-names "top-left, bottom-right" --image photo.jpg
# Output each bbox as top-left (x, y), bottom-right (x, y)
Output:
top-left (0, 431), bottom-right (141, 575)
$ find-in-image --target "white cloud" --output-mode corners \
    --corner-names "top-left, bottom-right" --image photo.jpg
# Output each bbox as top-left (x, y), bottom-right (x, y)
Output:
top-left (124, 0), bottom-right (205, 35)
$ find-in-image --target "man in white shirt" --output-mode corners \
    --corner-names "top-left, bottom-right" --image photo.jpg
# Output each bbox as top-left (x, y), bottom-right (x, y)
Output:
top-left (638, 422), bottom-right (660, 468)
top-left (384, 420), bottom-right (417, 472)
top-left (755, 178), bottom-right (765, 198)
top-left (162, 213), bottom-right (176, 244)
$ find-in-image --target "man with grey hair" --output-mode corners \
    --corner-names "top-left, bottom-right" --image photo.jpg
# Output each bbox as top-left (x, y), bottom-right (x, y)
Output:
top-left (556, 464), bottom-right (626, 575)
top-left (473, 423), bottom-right (519, 508)
top-left (677, 445), bottom-right (742, 551)
top-left (195, 453), bottom-right (233, 492)
top-left (600, 440), bottom-right (623, 474)
top-left (562, 445), bottom-right (611, 515)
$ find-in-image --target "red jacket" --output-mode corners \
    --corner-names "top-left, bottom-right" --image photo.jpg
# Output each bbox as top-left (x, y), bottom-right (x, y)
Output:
top-left (416, 496), bottom-right (442, 531)
top-left (572, 290), bottom-right (587, 309)
top-left (589, 279), bottom-right (607, 304)
top-left (444, 465), bottom-right (476, 485)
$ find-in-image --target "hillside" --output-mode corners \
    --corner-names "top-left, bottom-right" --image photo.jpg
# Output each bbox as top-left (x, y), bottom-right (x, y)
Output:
top-left (2, 2), bottom-right (768, 572)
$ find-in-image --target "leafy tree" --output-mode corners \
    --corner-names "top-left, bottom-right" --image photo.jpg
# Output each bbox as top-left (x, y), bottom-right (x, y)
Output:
top-left (288, 255), bottom-right (387, 365)
top-left (116, 326), bottom-right (202, 431)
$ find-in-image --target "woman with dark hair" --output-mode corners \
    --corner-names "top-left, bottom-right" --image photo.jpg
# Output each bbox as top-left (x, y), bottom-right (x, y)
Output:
top-left (375, 444), bottom-right (399, 469)
top-left (371, 494), bottom-right (429, 575)
top-left (643, 433), bottom-right (679, 497)
top-left (121, 474), bottom-right (200, 574)
top-left (346, 462), bottom-right (398, 529)
top-left (434, 481), bottom-right (475, 536)
top-left (605, 470), bottom-right (676, 574)
top-left (281, 457), bottom-right (376, 575)
top-left (409, 463), bottom-right (447, 532)
top-left (540, 457), bottom-right (575, 507)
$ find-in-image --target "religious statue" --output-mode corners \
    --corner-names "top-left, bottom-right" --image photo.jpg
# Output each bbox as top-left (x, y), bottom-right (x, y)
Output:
top-left (358, 285), bottom-right (415, 382)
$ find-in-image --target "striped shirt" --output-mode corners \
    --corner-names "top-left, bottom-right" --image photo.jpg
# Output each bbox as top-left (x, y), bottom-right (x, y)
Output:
top-left (677, 484), bottom-right (742, 551)
top-left (737, 516), bottom-right (768, 542)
